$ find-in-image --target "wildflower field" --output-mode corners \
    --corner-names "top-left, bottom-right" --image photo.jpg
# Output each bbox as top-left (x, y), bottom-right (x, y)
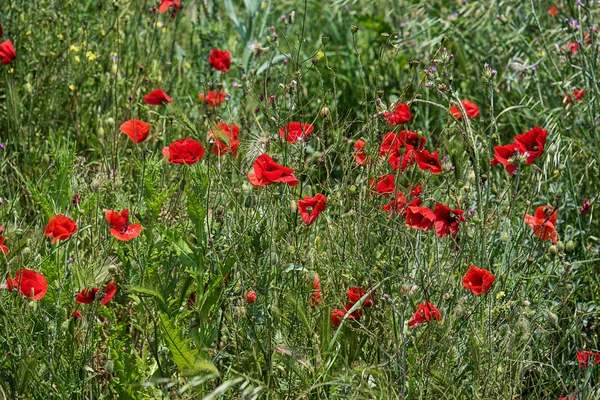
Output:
top-left (1, 0), bottom-right (600, 398)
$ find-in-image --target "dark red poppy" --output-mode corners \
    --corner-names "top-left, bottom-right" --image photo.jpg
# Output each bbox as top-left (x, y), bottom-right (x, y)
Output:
top-left (199, 90), bottom-right (227, 108)
top-left (411, 184), bottom-right (423, 197)
top-left (558, 395), bottom-right (575, 400)
top-left (462, 265), bottom-right (495, 295)
top-left (105, 209), bottom-right (142, 241)
top-left (246, 290), bottom-right (257, 304)
top-left (309, 274), bottom-right (321, 305)
top-left (433, 203), bottom-right (466, 238)
top-left (370, 174), bottom-right (395, 196)
top-left (75, 283), bottom-right (117, 306)
top-left (525, 205), bottom-right (558, 243)
top-left (71, 309), bottom-right (82, 319)
top-left (409, 302), bottom-right (442, 328)
top-left (405, 206), bottom-right (435, 231)
top-left (143, 89), bottom-right (172, 105)
top-left (491, 143), bottom-right (520, 174)
top-left (279, 122), bottom-right (315, 144)
top-left (6, 269), bottom-right (48, 300)
top-left (580, 199), bottom-right (591, 214)
top-left (379, 132), bottom-right (401, 157)
top-left (209, 123), bottom-right (240, 157)
top-left (162, 138), bottom-right (205, 164)
top-left (382, 190), bottom-right (407, 214)
top-left (415, 150), bottom-right (442, 174)
top-left (247, 154), bottom-right (299, 187)
top-left (348, 286), bottom-right (375, 307)
top-left (298, 194), bottom-right (327, 226)
top-left (514, 126), bottom-right (547, 164)
top-left (380, 133), bottom-right (417, 172)
top-left (158, 0), bottom-right (180, 14)
top-left (572, 89), bottom-right (585, 101)
top-left (0, 40), bottom-right (16, 65)
top-left (120, 119), bottom-right (150, 144)
top-left (450, 99), bottom-right (480, 119)
top-left (548, 5), bottom-right (559, 16)
top-left (577, 351), bottom-right (600, 369)
top-left (45, 215), bottom-right (77, 243)
top-left (0, 226), bottom-right (8, 254)
top-left (353, 139), bottom-right (368, 165)
top-left (399, 130), bottom-right (426, 150)
top-left (209, 49), bottom-right (231, 72)
top-left (384, 103), bottom-right (411, 126)
top-left (331, 303), bottom-right (362, 327)
top-left (0, 23), bottom-right (3, 38)
top-left (568, 42), bottom-right (578, 54)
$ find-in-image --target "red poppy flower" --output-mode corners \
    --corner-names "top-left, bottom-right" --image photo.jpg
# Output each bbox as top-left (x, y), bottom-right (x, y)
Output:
top-left (309, 274), bottom-right (321, 305)
top-left (247, 154), bottom-right (299, 187)
top-left (0, 226), bottom-right (8, 254)
top-left (384, 103), bottom-right (411, 126)
top-left (209, 49), bottom-right (231, 72)
top-left (0, 23), bottom-right (3, 38)
top-left (162, 138), bottom-right (205, 164)
top-left (158, 0), bottom-right (180, 14)
top-left (382, 190), bottom-right (407, 214)
top-left (548, 5), bottom-right (559, 16)
top-left (558, 395), bottom-right (575, 400)
top-left (568, 42), bottom-right (578, 54)
top-left (143, 89), bottom-right (172, 105)
top-left (415, 150), bottom-right (442, 174)
top-left (433, 203), bottom-right (466, 238)
top-left (450, 99), bottom-right (480, 119)
top-left (209, 123), bottom-right (240, 157)
top-left (462, 265), bottom-right (495, 295)
top-left (353, 139), bottom-right (368, 165)
top-left (577, 351), bottom-right (600, 369)
top-left (411, 184), bottom-right (423, 197)
top-left (45, 214), bottom-right (77, 243)
top-left (572, 89), bottom-right (585, 101)
top-left (405, 206), bottom-right (435, 231)
top-left (409, 302), bottom-right (442, 328)
top-left (75, 283), bottom-right (117, 305)
top-left (348, 286), bottom-right (375, 307)
top-left (514, 126), bottom-right (547, 164)
top-left (331, 303), bottom-right (362, 327)
top-left (491, 143), bottom-right (520, 174)
top-left (298, 194), bottom-right (327, 226)
top-left (6, 269), bottom-right (48, 300)
top-left (379, 132), bottom-right (401, 157)
top-left (525, 205), bottom-right (558, 243)
top-left (399, 130), bottom-right (426, 150)
top-left (246, 290), bottom-right (257, 304)
top-left (0, 40), bottom-right (16, 65)
top-left (105, 209), bottom-right (142, 241)
top-left (71, 309), bottom-right (82, 319)
top-left (120, 119), bottom-right (151, 144)
top-left (279, 122), bottom-right (315, 144)
top-left (370, 174), bottom-right (395, 196)
top-left (580, 199), bottom-right (591, 214)
top-left (199, 90), bottom-right (227, 108)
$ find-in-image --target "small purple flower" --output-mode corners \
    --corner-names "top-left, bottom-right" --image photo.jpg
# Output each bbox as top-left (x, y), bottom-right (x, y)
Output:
top-left (280, 14), bottom-right (286, 20)
top-left (109, 55), bottom-right (119, 62)
top-left (283, 59), bottom-right (288, 65)
top-left (0, 143), bottom-right (4, 149)
top-left (69, 257), bottom-right (75, 263)
top-left (469, 209), bottom-right (475, 215)
top-left (429, 65), bottom-right (437, 72)
top-left (400, 22), bottom-right (405, 28)
top-left (232, 82), bottom-right (239, 88)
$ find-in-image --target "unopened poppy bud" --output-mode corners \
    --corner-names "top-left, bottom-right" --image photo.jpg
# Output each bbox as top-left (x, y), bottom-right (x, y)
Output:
top-left (548, 245), bottom-right (558, 256)
top-left (28, 300), bottom-right (38, 311)
top-left (546, 311), bottom-right (559, 328)
top-left (105, 360), bottom-right (114, 374)
top-left (351, 24), bottom-right (359, 34)
top-left (566, 240), bottom-right (575, 252)
top-left (246, 290), bottom-right (257, 304)
top-left (107, 265), bottom-right (118, 274)
top-left (348, 185), bottom-right (357, 195)
top-left (98, 127), bottom-right (105, 137)
top-left (321, 35), bottom-right (329, 46)
top-left (21, 247), bottom-right (31, 258)
top-left (480, 174), bottom-right (487, 182)
top-left (105, 117), bottom-right (115, 126)
top-left (287, 245), bottom-right (295, 254)
top-left (320, 106), bottom-right (330, 118)
top-left (314, 236), bottom-right (321, 246)
top-left (24, 83), bottom-right (33, 94)
top-left (556, 241), bottom-right (564, 252)
top-left (14, 229), bottom-right (23, 238)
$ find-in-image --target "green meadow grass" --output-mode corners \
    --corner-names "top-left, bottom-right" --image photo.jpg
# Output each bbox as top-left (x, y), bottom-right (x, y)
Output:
top-left (0, 0), bottom-right (599, 398)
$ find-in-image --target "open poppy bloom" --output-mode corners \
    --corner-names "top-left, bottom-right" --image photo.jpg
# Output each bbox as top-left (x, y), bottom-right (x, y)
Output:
top-left (120, 119), bottom-right (151, 144)
top-left (384, 103), bottom-right (411, 126)
top-left (209, 49), bottom-right (231, 72)
top-left (580, 199), bottom-right (591, 214)
top-left (143, 89), bottom-right (172, 105)
top-left (568, 42), bottom-right (578, 54)
top-left (0, 40), bottom-right (16, 65)
top-left (572, 89), bottom-right (585, 101)
top-left (433, 203), bottom-right (466, 238)
top-left (247, 154), bottom-right (299, 187)
top-left (353, 139), bottom-right (368, 165)
top-left (462, 265), bottom-right (495, 295)
top-left (525, 205), bottom-right (558, 243)
top-left (309, 274), bottom-right (321, 305)
top-left (409, 302), bottom-right (442, 328)
top-left (548, 5), bottom-right (559, 16)
top-left (405, 206), bottom-right (435, 231)
top-left (162, 138), bottom-right (205, 164)
top-left (330, 303), bottom-right (362, 327)
top-left (577, 350), bottom-right (600, 370)
top-left (514, 126), bottom-right (547, 164)
top-left (76, 283), bottom-right (117, 306)
top-left (491, 143), bottom-right (521, 174)
top-left (199, 90), bottom-right (227, 108)
top-left (348, 286), bottom-right (375, 307)
top-left (399, 130), bottom-right (426, 150)
top-left (45, 214), bottom-right (77, 243)
top-left (6, 269), bottom-right (48, 300)
top-left (158, 0), bottom-right (180, 14)
top-left (415, 150), bottom-right (442, 174)
top-left (279, 122), bottom-right (315, 144)
top-left (0, 226), bottom-right (8, 254)
top-left (105, 209), bottom-right (142, 241)
top-left (370, 174), bottom-right (395, 196)
top-left (450, 100), bottom-right (480, 119)
top-left (297, 194), bottom-right (326, 226)
top-left (209, 123), bottom-right (239, 157)
top-left (380, 133), bottom-right (419, 172)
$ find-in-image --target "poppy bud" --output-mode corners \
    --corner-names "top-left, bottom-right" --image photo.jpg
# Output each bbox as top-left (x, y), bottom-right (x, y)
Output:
top-left (556, 241), bottom-right (564, 252)
top-left (246, 290), bottom-right (257, 304)
top-left (24, 83), bottom-right (33, 94)
top-left (548, 245), bottom-right (558, 256)
top-left (98, 127), bottom-right (105, 137)
top-left (351, 24), bottom-right (359, 34)
top-left (321, 35), bottom-right (329, 46)
top-left (480, 174), bottom-right (487, 182)
top-left (320, 106), bottom-right (330, 118)
top-left (107, 265), bottom-right (118, 274)
top-left (546, 311), bottom-right (559, 328)
top-left (311, 58), bottom-right (318, 65)
top-left (21, 247), bottom-right (32, 259)
top-left (14, 229), bottom-right (23, 238)
top-left (105, 359), bottom-right (114, 374)
top-left (28, 300), bottom-right (38, 311)
top-left (348, 185), bottom-right (357, 195)
top-left (566, 240), bottom-right (575, 252)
